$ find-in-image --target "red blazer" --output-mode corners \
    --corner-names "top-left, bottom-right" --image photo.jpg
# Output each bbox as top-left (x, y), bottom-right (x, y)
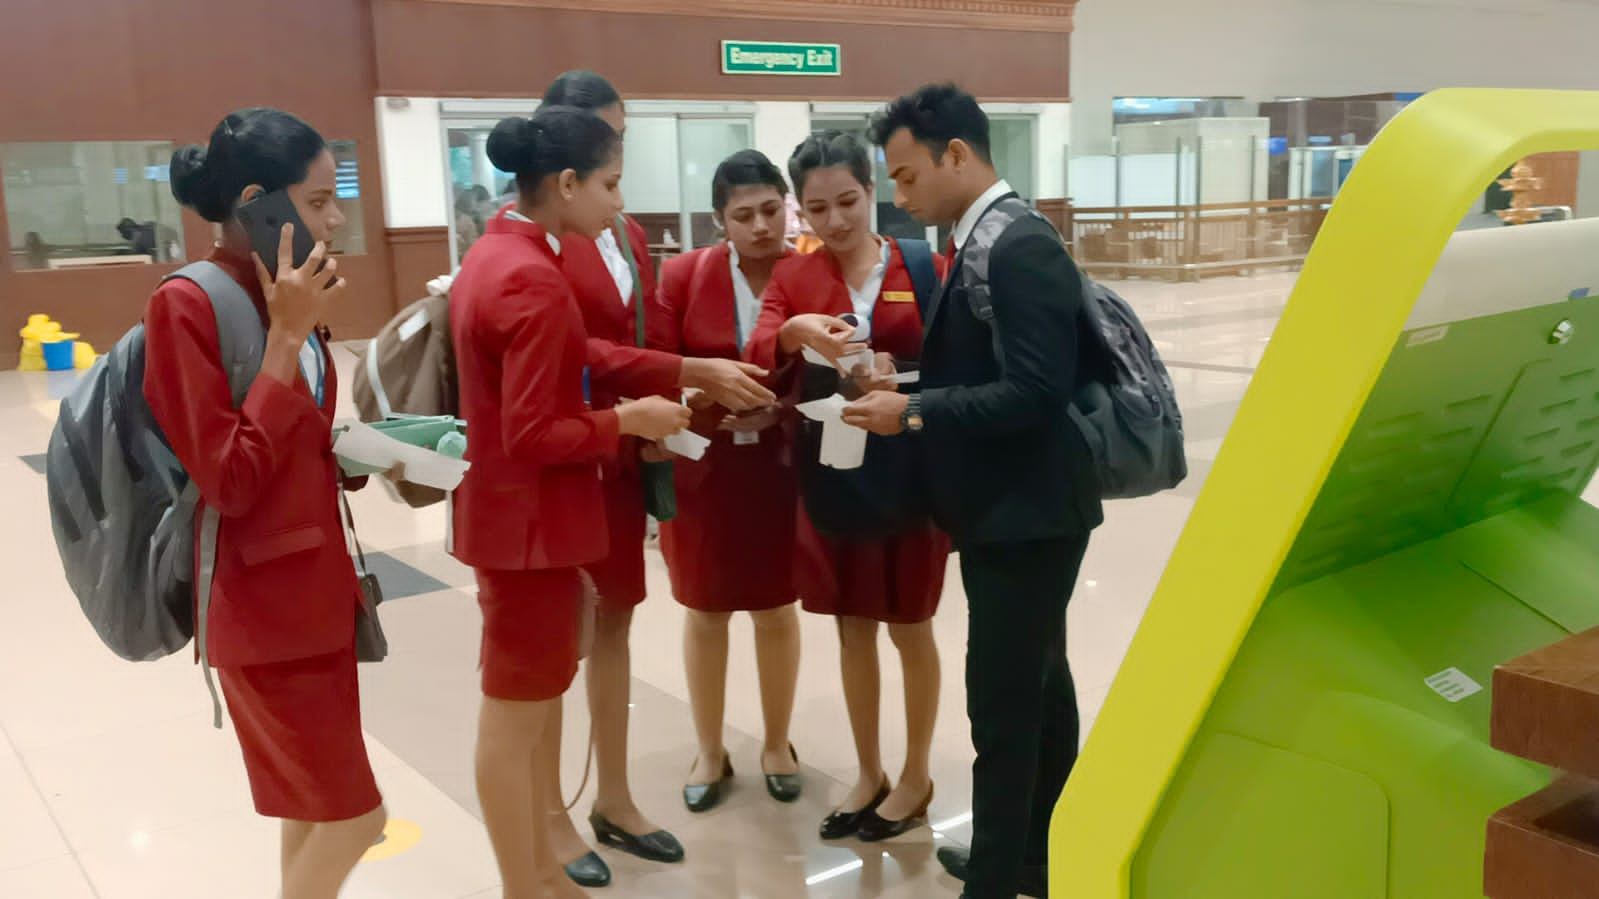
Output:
top-left (563, 216), bottom-right (681, 411)
top-left (449, 214), bottom-right (621, 571)
top-left (744, 237), bottom-right (948, 372)
top-left (143, 249), bottom-right (358, 668)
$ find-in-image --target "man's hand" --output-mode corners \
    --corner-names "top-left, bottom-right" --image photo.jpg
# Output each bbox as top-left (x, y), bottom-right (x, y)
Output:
top-left (843, 390), bottom-right (910, 436)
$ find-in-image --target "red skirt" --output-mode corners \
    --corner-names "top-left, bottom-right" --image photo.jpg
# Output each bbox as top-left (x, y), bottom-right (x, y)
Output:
top-left (794, 506), bottom-right (951, 624)
top-left (475, 566), bottom-right (584, 701)
top-left (583, 455), bottom-right (647, 610)
top-left (660, 428), bottom-right (797, 613)
top-left (218, 646), bottom-right (382, 822)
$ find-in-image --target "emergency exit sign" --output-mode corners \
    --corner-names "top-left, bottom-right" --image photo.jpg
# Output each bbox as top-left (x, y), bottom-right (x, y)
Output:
top-left (721, 41), bottom-right (842, 77)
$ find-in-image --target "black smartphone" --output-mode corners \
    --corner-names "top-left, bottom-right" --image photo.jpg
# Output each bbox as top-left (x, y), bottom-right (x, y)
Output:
top-left (236, 190), bottom-right (318, 280)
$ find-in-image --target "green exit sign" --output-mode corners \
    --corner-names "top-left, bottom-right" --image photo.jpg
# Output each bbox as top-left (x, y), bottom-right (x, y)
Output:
top-left (721, 41), bottom-right (842, 77)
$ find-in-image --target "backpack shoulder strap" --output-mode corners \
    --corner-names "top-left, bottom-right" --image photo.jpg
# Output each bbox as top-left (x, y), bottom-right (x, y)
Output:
top-left (158, 260), bottom-right (266, 730)
top-left (896, 238), bottom-right (938, 317)
top-left (162, 261), bottom-right (266, 409)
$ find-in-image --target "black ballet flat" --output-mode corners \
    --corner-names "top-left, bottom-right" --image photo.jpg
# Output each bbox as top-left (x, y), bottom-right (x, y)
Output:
top-left (819, 779), bottom-right (890, 840)
top-left (683, 753), bottom-right (734, 813)
top-left (855, 781), bottom-right (934, 842)
top-left (763, 744), bottom-right (804, 803)
top-left (563, 851), bottom-right (611, 888)
top-left (589, 812), bottom-right (685, 864)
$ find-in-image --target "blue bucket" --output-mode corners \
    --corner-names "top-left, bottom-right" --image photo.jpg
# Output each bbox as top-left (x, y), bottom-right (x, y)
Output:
top-left (42, 340), bottom-right (76, 371)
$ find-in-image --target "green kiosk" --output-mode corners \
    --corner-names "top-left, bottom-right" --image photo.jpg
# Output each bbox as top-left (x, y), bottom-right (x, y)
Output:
top-left (1051, 90), bottom-right (1599, 897)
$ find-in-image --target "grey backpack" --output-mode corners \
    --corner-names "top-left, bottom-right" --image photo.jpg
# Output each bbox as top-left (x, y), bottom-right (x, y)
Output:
top-left (46, 261), bottom-right (264, 725)
top-left (960, 197), bottom-right (1187, 499)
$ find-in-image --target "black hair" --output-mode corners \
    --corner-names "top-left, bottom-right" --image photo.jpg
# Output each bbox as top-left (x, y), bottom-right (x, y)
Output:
top-left (170, 108), bottom-right (327, 223)
top-left (542, 70), bottom-right (622, 112)
top-left (788, 131), bottom-right (872, 200)
top-left (868, 83), bottom-right (992, 164)
top-left (711, 150), bottom-right (788, 213)
top-left (486, 105), bottom-right (621, 198)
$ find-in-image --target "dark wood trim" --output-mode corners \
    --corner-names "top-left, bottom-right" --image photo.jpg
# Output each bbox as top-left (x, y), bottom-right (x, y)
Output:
top-left (423, 0), bottom-right (1078, 32)
top-left (387, 226), bottom-right (451, 243)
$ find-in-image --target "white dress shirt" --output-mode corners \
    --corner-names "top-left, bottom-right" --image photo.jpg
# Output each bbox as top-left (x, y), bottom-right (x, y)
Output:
top-left (846, 238), bottom-right (892, 325)
top-left (503, 209), bottom-right (561, 255)
top-left (952, 179), bottom-right (1015, 256)
top-left (728, 243), bottom-right (763, 351)
top-left (596, 227), bottom-right (636, 304)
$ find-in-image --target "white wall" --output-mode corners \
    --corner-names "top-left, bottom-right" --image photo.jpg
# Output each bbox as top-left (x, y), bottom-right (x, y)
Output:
top-left (1071, 0), bottom-right (1599, 156)
top-left (375, 98), bottom-right (449, 228)
top-left (619, 117), bottom-right (680, 214)
top-left (754, 102), bottom-right (812, 189)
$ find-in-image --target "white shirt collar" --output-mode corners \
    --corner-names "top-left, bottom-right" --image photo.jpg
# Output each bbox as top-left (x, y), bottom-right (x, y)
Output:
top-left (727, 243), bottom-right (762, 350)
top-left (503, 209), bottom-right (561, 255)
top-left (952, 179), bottom-right (1014, 255)
top-left (846, 239), bottom-right (891, 324)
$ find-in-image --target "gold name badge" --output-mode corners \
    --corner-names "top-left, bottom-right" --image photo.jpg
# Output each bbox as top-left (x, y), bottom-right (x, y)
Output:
top-left (881, 290), bottom-right (916, 303)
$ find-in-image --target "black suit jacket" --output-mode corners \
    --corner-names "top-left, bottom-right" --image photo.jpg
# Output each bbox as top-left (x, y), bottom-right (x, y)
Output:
top-left (917, 195), bottom-right (1104, 548)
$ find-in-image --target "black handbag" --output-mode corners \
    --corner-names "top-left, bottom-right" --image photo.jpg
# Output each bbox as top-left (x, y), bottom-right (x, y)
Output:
top-left (795, 361), bottom-right (928, 540)
top-left (619, 213), bottom-right (678, 523)
top-left (340, 490), bottom-right (389, 663)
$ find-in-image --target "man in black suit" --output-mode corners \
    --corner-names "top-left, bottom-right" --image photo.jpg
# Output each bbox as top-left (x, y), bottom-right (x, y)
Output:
top-left (844, 84), bottom-right (1103, 899)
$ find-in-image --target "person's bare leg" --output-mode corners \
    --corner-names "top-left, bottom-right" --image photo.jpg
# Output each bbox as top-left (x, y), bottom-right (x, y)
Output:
top-left (281, 819), bottom-right (314, 884)
top-left (280, 805), bottom-right (387, 899)
top-left (752, 605), bottom-right (801, 776)
top-left (537, 695), bottom-right (593, 866)
top-left (684, 608), bottom-right (733, 784)
top-left (878, 620), bottom-right (940, 819)
top-left (836, 615), bottom-right (887, 810)
top-left (587, 604), bottom-right (661, 835)
top-left (533, 729), bottom-right (591, 899)
top-left (476, 696), bottom-right (559, 899)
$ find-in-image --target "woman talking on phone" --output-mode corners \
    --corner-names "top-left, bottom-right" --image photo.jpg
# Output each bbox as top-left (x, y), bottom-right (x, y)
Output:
top-left (533, 70), bottom-right (775, 887)
top-left (649, 150), bottom-right (804, 814)
top-left (144, 108), bottom-right (385, 899)
top-left (746, 131), bottom-right (951, 844)
top-left (448, 105), bottom-right (691, 899)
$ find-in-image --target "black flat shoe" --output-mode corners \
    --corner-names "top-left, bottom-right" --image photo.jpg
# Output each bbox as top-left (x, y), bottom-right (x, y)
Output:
top-left (938, 846), bottom-right (971, 882)
top-left (856, 782), bottom-right (934, 842)
top-left (819, 779), bottom-right (890, 840)
top-left (763, 744), bottom-right (803, 803)
top-left (939, 846), bottom-right (1048, 897)
top-left (589, 812), bottom-right (685, 864)
top-left (563, 851), bottom-right (611, 888)
top-left (683, 753), bottom-right (734, 813)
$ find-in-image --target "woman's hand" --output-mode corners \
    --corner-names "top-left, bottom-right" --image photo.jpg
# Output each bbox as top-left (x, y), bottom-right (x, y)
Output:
top-left (680, 358), bottom-right (775, 412)
top-left (778, 313), bottom-right (857, 361)
top-left (616, 396), bottom-right (692, 441)
top-left (254, 224), bottom-right (343, 344)
top-left (719, 406), bottom-right (780, 434)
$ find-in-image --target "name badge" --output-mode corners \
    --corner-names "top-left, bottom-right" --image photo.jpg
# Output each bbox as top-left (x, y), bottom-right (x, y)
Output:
top-left (881, 290), bottom-right (916, 304)
top-left (734, 431), bottom-right (760, 446)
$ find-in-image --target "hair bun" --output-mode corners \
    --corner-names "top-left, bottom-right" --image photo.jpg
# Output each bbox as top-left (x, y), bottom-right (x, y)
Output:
top-left (486, 116), bottom-right (540, 175)
top-left (169, 144), bottom-right (229, 222)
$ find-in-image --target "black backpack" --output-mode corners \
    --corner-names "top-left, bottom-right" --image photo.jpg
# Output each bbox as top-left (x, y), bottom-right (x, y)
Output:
top-left (959, 198), bottom-right (1187, 499)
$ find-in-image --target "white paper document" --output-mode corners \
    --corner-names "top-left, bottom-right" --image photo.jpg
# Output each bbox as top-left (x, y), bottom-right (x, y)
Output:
top-left (802, 345), bottom-right (876, 375)
top-left (333, 420), bottom-right (471, 491)
top-left (663, 429), bottom-right (711, 461)
top-left (796, 394), bottom-right (867, 469)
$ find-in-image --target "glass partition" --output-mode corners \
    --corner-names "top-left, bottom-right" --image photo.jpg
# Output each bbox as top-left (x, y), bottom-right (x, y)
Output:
top-left (4, 141), bottom-right (185, 271)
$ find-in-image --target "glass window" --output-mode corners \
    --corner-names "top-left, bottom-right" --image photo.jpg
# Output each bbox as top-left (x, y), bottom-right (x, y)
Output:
top-left (675, 118), bottom-right (753, 250)
top-left (4, 141), bottom-right (185, 271)
top-left (445, 126), bottom-right (509, 264)
top-left (328, 140), bottom-right (367, 256)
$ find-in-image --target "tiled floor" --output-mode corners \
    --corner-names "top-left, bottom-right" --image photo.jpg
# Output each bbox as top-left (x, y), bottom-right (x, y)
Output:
top-left (0, 272), bottom-right (1295, 898)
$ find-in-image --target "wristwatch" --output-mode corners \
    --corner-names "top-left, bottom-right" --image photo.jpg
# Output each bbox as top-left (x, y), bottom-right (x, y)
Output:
top-left (901, 394), bottom-right (924, 432)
